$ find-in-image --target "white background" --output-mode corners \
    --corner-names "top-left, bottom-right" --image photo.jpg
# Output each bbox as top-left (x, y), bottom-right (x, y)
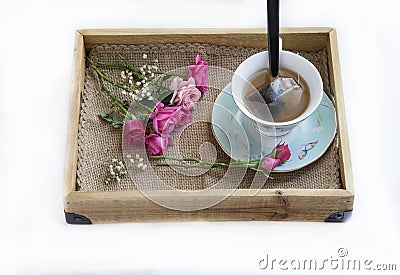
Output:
top-left (0, 0), bottom-right (399, 274)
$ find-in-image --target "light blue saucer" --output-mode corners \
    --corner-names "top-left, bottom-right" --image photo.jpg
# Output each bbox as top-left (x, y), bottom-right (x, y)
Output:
top-left (211, 84), bottom-right (337, 172)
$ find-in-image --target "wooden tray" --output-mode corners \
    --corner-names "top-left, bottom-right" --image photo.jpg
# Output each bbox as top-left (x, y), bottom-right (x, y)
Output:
top-left (64, 28), bottom-right (354, 224)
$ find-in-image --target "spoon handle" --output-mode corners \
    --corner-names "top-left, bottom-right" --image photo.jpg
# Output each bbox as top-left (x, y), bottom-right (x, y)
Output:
top-left (267, 0), bottom-right (280, 78)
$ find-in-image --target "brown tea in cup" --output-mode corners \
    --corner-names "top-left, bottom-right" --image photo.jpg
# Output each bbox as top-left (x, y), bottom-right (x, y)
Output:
top-left (243, 68), bottom-right (310, 122)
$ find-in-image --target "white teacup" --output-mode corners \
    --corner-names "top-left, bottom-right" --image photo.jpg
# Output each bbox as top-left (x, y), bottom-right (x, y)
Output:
top-left (231, 50), bottom-right (323, 137)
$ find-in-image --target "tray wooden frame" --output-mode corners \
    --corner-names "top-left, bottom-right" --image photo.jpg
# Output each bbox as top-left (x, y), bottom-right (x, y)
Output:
top-left (64, 28), bottom-right (354, 223)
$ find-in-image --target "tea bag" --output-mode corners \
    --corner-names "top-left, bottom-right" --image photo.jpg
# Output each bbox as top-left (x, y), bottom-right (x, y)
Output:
top-left (260, 77), bottom-right (302, 104)
top-left (259, 77), bottom-right (305, 122)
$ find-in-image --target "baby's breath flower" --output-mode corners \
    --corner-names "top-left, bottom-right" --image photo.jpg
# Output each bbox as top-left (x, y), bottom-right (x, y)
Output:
top-left (126, 153), bottom-right (148, 170)
top-left (142, 53), bottom-right (147, 59)
top-left (104, 157), bottom-right (127, 184)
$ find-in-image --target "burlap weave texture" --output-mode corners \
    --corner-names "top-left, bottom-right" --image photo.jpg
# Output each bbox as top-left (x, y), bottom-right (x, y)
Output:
top-left (77, 43), bottom-right (341, 191)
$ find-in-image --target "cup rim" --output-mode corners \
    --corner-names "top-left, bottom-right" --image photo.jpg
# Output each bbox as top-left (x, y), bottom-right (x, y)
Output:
top-left (231, 50), bottom-right (323, 127)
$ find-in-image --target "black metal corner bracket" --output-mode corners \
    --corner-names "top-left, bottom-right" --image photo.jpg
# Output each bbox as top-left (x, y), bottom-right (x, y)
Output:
top-left (325, 210), bottom-right (353, 222)
top-left (64, 211), bottom-right (92, 224)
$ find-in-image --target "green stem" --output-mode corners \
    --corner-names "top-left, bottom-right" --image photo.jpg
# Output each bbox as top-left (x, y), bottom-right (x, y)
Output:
top-left (96, 61), bottom-right (130, 70)
top-left (153, 71), bottom-right (187, 78)
top-left (88, 58), bottom-right (135, 95)
top-left (98, 77), bottom-right (132, 119)
top-left (117, 53), bottom-right (146, 80)
top-left (150, 155), bottom-right (259, 169)
top-left (88, 57), bottom-right (154, 115)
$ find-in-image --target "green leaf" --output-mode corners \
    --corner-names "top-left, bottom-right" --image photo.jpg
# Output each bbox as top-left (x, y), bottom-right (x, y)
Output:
top-left (99, 111), bottom-right (125, 129)
top-left (99, 112), bottom-right (113, 122)
top-left (161, 92), bottom-right (174, 105)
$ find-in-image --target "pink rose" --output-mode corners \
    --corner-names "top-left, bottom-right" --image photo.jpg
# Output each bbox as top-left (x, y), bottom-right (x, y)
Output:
top-left (275, 143), bottom-right (291, 163)
top-left (169, 107), bottom-right (193, 132)
top-left (261, 157), bottom-right (281, 171)
top-left (145, 134), bottom-right (173, 156)
top-left (188, 55), bottom-right (208, 93)
top-left (170, 77), bottom-right (201, 110)
top-left (149, 101), bottom-right (165, 119)
top-left (151, 102), bottom-right (180, 134)
top-left (150, 102), bottom-right (193, 134)
top-left (123, 119), bottom-right (146, 146)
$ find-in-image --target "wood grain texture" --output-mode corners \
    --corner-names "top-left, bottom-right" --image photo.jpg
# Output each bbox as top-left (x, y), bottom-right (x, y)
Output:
top-left (79, 28), bottom-right (331, 51)
top-left (64, 28), bottom-right (354, 223)
top-left (65, 189), bottom-right (353, 223)
top-left (63, 31), bottom-right (85, 197)
top-left (327, 29), bottom-right (355, 195)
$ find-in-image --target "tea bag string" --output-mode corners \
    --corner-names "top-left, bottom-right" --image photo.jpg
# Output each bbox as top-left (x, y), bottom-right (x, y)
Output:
top-left (296, 53), bottom-right (300, 85)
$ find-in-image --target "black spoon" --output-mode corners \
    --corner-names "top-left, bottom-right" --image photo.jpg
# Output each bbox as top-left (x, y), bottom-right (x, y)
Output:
top-left (259, 0), bottom-right (303, 107)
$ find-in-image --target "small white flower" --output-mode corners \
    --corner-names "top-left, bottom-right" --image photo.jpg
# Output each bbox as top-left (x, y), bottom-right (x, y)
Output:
top-left (141, 165), bottom-right (148, 170)
top-left (142, 53), bottom-right (147, 59)
top-left (128, 71), bottom-right (132, 76)
top-left (130, 159), bottom-right (135, 164)
top-left (136, 81), bottom-right (141, 86)
top-left (138, 158), bottom-right (143, 162)
top-left (126, 155), bottom-right (131, 158)
top-left (135, 154), bottom-right (140, 159)
top-left (116, 176), bottom-right (120, 183)
top-left (152, 65), bottom-right (158, 70)
top-left (137, 163), bottom-right (144, 168)
top-left (121, 90), bottom-right (127, 95)
top-left (148, 96), bottom-right (154, 101)
top-left (141, 80), bottom-right (146, 84)
top-left (154, 59), bottom-right (158, 63)
top-left (128, 79), bottom-right (133, 84)
top-left (146, 92), bottom-right (151, 97)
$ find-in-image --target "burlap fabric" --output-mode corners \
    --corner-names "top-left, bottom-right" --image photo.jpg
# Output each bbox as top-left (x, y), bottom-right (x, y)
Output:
top-left (77, 43), bottom-right (341, 191)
